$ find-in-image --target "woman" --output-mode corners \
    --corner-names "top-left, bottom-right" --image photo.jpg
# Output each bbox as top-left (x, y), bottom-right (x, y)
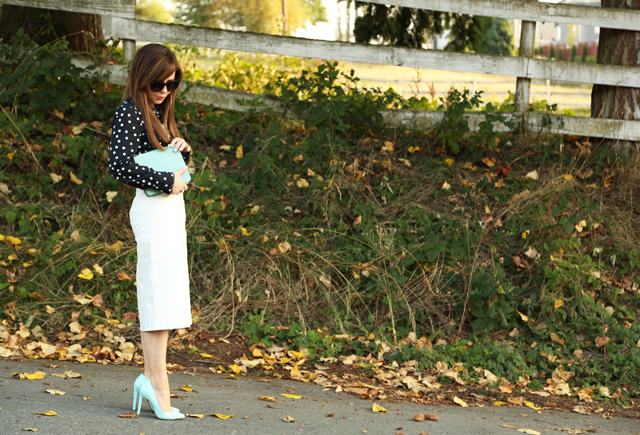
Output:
top-left (108, 44), bottom-right (191, 420)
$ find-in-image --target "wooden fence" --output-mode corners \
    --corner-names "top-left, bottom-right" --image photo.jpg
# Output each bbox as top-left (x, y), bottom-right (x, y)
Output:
top-left (1, 0), bottom-right (639, 141)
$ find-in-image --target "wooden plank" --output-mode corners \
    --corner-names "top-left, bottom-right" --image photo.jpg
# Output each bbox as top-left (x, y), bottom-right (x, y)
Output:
top-left (109, 18), bottom-right (640, 88)
top-left (0, 0), bottom-right (136, 19)
top-left (363, 0), bottom-right (640, 32)
top-left (73, 60), bottom-right (640, 141)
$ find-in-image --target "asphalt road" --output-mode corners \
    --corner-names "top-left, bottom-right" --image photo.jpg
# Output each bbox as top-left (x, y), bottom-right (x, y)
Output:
top-left (0, 359), bottom-right (638, 435)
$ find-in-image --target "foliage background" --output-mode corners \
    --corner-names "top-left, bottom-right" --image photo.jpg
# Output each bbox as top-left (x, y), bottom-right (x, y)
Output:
top-left (0, 33), bottom-right (639, 398)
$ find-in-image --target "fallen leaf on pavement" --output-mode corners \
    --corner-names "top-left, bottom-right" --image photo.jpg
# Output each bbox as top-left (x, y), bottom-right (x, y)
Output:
top-left (259, 396), bottom-right (276, 402)
top-left (518, 429), bottom-right (541, 435)
top-left (33, 411), bottom-right (58, 416)
top-left (453, 396), bottom-right (468, 407)
top-left (283, 415), bottom-right (296, 423)
top-left (14, 371), bottom-right (46, 380)
top-left (44, 389), bottom-right (65, 395)
top-left (372, 402), bottom-right (387, 413)
top-left (186, 414), bottom-right (204, 418)
top-left (524, 401), bottom-right (542, 411)
top-left (424, 414), bottom-right (439, 421)
top-left (210, 413), bottom-right (233, 419)
top-left (281, 394), bottom-right (301, 399)
top-left (118, 412), bottom-right (139, 419)
top-left (179, 385), bottom-right (193, 392)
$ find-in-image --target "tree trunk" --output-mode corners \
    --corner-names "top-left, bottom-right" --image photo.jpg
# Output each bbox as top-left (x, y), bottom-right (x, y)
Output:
top-left (0, 5), bottom-right (105, 53)
top-left (590, 0), bottom-right (640, 147)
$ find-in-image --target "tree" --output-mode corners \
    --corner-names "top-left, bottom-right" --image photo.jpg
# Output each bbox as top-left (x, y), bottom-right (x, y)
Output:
top-left (137, 0), bottom-right (176, 23)
top-left (351, 3), bottom-right (485, 52)
top-left (0, 5), bottom-right (104, 53)
top-left (175, 0), bottom-right (327, 35)
top-left (481, 18), bottom-right (516, 56)
top-left (591, 0), bottom-right (640, 142)
top-left (581, 44), bottom-right (588, 62)
top-left (549, 46), bottom-right (555, 59)
top-left (570, 45), bottom-right (577, 61)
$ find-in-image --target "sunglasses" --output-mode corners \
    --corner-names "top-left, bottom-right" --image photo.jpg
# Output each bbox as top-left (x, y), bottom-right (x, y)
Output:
top-left (149, 80), bottom-right (180, 93)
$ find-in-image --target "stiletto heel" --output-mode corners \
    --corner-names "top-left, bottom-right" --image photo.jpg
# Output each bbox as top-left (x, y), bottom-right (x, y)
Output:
top-left (134, 374), bottom-right (179, 412)
top-left (137, 378), bottom-right (184, 420)
top-left (133, 374), bottom-right (145, 410)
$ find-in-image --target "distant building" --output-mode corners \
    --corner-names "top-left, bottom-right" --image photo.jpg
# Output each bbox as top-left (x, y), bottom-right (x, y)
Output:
top-left (514, 0), bottom-right (600, 59)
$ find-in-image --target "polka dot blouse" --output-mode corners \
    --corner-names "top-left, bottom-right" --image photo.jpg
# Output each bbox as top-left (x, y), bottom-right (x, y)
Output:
top-left (108, 96), bottom-right (190, 195)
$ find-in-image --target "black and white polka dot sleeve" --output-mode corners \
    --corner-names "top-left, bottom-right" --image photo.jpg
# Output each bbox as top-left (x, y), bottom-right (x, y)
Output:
top-left (108, 99), bottom-right (175, 194)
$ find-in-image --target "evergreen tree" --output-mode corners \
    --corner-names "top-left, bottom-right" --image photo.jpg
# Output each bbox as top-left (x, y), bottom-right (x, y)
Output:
top-left (481, 18), bottom-right (516, 56)
top-left (549, 46), bottom-right (555, 59)
top-left (581, 44), bottom-right (588, 62)
top-left (570, 45), bottom-right (577, 61)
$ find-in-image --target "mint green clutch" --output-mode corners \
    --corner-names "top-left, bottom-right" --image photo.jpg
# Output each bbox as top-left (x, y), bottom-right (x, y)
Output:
top-left (133, 148), bottom-right (191, 197)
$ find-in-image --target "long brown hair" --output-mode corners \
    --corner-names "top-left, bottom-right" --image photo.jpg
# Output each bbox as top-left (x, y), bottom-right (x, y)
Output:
top-left (122, 44), bottom-right (182, 149)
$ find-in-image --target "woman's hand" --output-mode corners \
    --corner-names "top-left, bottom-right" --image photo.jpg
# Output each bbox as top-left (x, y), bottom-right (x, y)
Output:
top-left (169, 137), bottom-right (191, 153)
top-left (172, 167), bottom-right (188, 195)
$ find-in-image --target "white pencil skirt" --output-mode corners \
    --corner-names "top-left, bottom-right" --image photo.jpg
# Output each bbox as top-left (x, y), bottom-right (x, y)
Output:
top-left (130, 189), bottom-right (192, 332)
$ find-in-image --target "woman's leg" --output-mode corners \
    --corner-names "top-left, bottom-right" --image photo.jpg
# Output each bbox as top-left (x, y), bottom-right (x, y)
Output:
top-left (140, 330), bottom-right (172, 412)
top-left (140, 333), bottom-right (149, 378)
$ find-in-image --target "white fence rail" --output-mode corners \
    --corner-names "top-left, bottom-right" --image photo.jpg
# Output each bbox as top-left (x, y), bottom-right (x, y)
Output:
top-left (365, 0), bottom-right (640, 32)
top-left (109, 17), bottom-right (639, 89)
top-left (0, 0), bottom-right (135, 19)
top-left (3, 0), bottom-right (640, 141)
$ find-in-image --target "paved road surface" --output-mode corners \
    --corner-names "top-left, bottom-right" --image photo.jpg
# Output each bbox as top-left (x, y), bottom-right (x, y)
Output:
top-left (0, 360), bottom-right (637, 435)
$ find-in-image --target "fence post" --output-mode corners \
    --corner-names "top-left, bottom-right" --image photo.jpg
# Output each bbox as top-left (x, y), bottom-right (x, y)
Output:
top-left (123, 39), bottom-right (136, 64)
top-left (515, 16), bottom-right (536, 115)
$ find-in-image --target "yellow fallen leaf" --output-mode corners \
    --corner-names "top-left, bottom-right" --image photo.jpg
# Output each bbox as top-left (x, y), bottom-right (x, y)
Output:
top-left (179, 385), bottom-right (193, 392)
top-left (186, 414), bottom-right (204, 418)
top-left (283, 415), bottom-right (296, 422)
top-left (281, 394), bottom-right (301, 399)
top-left (442, 181), bottom-right (451, 190)
top-left (445, 158), bottom-right (454, 166)
top-left (21, 428), bottom-right (38, 431)
top-left (554, 299), bottom-right (564, 309)
top-left (69, 172), bottom-right (83, 185)
top-left (493, 401), bottom-right (508, 406)
top-left (408, 146), bottom-right (420, 153)
top-left (252, 348), bottom-right (263, 358)
top-left (258, 396), bottom-right (276, 402)
top-left (516, 310), bottom-right (529, 322)
top-left (33, 411), bottom-right (57, 416)
top-left (109, 241), bottom-right (124, 250)
top-left (229, 364), bottom-right (243, 374)
top-left (236, 145), bottom-right (243, 159)
top-left (372, 402), bottom-right (387, 413)
top-left (518, 430), bottom-right (541, 435)
top-left (106, 191), bottom-right (118, 203)
top-left (210, 413), bottom-right (233, 419)
top-left (50, 173), bottom-right (62, 184)
top-left (92, 264), bottom-right (104, 276)
top-left (23, 261), bottom-right (33, 268)
top-left (241, 227), bottom-right (252, 236)
top-left (7, 236), bottom-right (21, 245)
top-left (7, 152), bottom-right (14, 159)
top-left (562, 174), bottom-right (573, 181)
top-left (296, 178), bottom-right (309, 188)
top-left (78, 268), bottom-right (94, 280)
top-left (200, 353), bottom-right (213, 358)
top-left (15, 371), bottom-right (46, 380)
top-left (44, 389), bottom-right (66, 395)
top-left (453, 396), bottom-right (468, 407)
top-left (524, 401), bottom-right (543, 411)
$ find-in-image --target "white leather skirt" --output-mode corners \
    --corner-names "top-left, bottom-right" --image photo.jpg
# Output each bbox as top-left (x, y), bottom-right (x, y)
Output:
top-left (129, 189), bottom-right (192, 331)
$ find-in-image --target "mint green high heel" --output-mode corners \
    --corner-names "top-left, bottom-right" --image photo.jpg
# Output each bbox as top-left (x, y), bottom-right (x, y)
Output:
top-left (134, 374), bottom-right (179, 412)
top-left (136, 377), bottom-right (185, 420)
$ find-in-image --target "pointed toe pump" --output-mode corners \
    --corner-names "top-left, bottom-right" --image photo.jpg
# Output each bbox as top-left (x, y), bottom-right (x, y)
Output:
top-left (133, 374), bottom-right (179, 412)
top-left (136, 377), bottom-right (184, 420)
